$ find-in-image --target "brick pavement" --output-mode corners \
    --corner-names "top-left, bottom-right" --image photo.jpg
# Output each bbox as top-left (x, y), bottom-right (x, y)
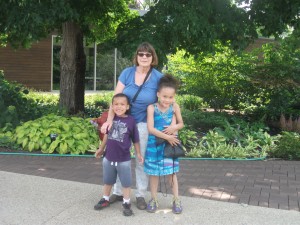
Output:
top-left (1, 154), bottom-right (300, 212)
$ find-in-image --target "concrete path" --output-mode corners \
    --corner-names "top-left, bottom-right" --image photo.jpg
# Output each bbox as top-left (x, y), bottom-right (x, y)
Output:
top-left (1, 171), bottom-right (300, 225)
top-left (1, 154), bottom-right (300, 224)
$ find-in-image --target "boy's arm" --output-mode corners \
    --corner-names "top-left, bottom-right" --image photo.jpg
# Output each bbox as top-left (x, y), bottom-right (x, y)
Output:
top-left (95, 134), bottom-right (107, 158)
top-left (133, 142), bottom-right (143, 164)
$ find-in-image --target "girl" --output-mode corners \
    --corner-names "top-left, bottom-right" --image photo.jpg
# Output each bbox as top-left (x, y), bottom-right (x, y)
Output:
top-left (94, 93), bottom-right (143, 216)
top-left (144, 74), bottom-right (184, 214)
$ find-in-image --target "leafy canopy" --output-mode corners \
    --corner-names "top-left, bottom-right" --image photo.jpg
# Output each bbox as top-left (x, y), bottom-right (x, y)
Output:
top-left (110, 0), bottom-right (257, 65)
top-left (0, 0), bottom-right (133, 48)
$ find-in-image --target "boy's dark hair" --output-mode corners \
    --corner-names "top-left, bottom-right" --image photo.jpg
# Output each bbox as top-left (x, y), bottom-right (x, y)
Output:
top-left (112, 93), bottom-right (130, 104)
top-left (158, 74), bottom-right (179, 92)
top-left (112, 93), bottom-right (130, 114)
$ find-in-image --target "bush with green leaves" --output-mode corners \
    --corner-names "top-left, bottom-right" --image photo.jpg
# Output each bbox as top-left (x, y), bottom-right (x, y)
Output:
top-left (13, 114), bottom-right (99, 154)
top-left (176, 94), bottom-right (207, 111)
top-left (181, 110), bottom-right (231, 132)
top-left (166, 44), bottom-right (257, 111)
top-left (84, 93), bottom-right (112, 118)
top-left (0, 71), bottom-right (43, 130)
top-left (185, 120), bottom-right (278, 159)
top-left (269, 132), bottom-right (300, 160)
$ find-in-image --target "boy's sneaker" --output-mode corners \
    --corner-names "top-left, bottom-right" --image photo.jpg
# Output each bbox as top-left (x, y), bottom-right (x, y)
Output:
top-left (122, 203), bottom-right (133, 216)
top-left (109, 194), bottom-right (123, 203)
top-left (172, 198), bottom-right (183, 214)
top-left (94, 198), bottom-right (110, 210)
top-left (146, 198), bottom-right (158, 213)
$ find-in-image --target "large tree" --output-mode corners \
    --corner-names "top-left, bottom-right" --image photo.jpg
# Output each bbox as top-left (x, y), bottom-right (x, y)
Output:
top-left (0, 0), bottom-right (132, 114)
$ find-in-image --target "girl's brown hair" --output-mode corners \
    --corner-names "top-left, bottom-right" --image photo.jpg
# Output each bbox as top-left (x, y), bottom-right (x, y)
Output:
top-left (158, 74), bottom-right (179, 92)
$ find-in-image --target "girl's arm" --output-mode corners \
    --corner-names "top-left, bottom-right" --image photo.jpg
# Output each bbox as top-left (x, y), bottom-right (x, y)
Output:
top-left (100, 81), bottom-right (125, 133)
top-left (147, 105), bottom-right (179, 146)
top-left (163, 103), bottom-right (184, 134)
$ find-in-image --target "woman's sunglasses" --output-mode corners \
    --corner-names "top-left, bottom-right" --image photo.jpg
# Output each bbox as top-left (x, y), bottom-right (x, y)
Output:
top-left (137, 52), bottom-right (152, 58)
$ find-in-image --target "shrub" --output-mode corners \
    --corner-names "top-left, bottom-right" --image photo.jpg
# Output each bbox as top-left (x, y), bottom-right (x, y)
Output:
top-left (270, 132), bottom-right (300, 160)
top-left (0, 71), bottom-right (42, 129)
top-left (177, 94), bottom-right (207, 111)
top-left (181, 110), bottom-right (230, 132)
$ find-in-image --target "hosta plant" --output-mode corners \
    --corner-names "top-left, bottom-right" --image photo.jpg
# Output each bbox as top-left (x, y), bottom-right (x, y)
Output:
top-left (13, 114), bottom-right (99, 154)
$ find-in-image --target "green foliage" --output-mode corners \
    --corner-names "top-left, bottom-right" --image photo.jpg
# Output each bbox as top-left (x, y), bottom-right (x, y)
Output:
top-left (84, 93), bottom-right (113, 118)
top-left (239, 0), bottom-right (300, 38)
top-left (113, 0), bottom-right (257, 65)
top-left (167, 45), bottom-right (257, 111)
top-left (181, 110), bottom-right (231, 132)
top-left (0, 71), bottom-right (43, 129)
top-left (186, 120), bottom-right (277, 159)
top-left (270, 132), bottom-right (300, 160)
top-left (0, 0), bottom-right (132, 47)
top-left (178, 127), bottom-right (198, 151)
top-left (244, 38), bottom-right (300, 120)
top-left (13, 114), bottom-right (99, 154)
top-left (0, 130), bottom-right (20, 150)
top-left (176, 95), bottom-right (207, 111)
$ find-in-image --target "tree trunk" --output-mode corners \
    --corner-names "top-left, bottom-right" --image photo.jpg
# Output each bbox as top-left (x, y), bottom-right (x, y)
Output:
top-left (59, 21), bottom-right (85, 115)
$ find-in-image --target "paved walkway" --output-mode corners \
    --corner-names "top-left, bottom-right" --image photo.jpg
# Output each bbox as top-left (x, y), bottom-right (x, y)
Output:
top-left (0, 154), bottom-right (300, 212)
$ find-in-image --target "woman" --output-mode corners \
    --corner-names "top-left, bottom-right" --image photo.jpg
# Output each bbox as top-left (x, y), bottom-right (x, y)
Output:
top-left (100, 42), bottom-right (163, 210)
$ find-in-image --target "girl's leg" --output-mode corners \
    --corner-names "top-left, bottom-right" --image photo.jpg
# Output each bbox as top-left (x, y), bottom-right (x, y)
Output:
top-left (146, 175), bottom-right (159, 213)
top-left (167, 174), bottom-right (179, 198)
top-left (149, 175), bottom-right (159, 199)
top-left (167, 173), bottom-right (182, 214)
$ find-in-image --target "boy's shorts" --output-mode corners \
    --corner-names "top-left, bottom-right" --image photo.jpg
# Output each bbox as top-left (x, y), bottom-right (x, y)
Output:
top-left (102, 157), bottom-right (132, 188)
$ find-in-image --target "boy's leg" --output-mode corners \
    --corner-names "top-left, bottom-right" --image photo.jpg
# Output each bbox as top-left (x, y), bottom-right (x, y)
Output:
top-left (135, 122), bottom-right (149, 209)
top-left (103, 184), bottom-right (113, 197)
top-left (110, 177), bottom-right (123, 203)
top-left (117, 160), bottom-right (133, 216)
top-left (95, 157), bottom-right (116, 210)
top-left (122, 187), bottom-right (133, 216)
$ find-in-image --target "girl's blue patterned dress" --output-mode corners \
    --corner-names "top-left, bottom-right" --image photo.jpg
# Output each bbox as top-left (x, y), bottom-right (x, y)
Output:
top-left (144, 103), bottom-right (179, 176)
